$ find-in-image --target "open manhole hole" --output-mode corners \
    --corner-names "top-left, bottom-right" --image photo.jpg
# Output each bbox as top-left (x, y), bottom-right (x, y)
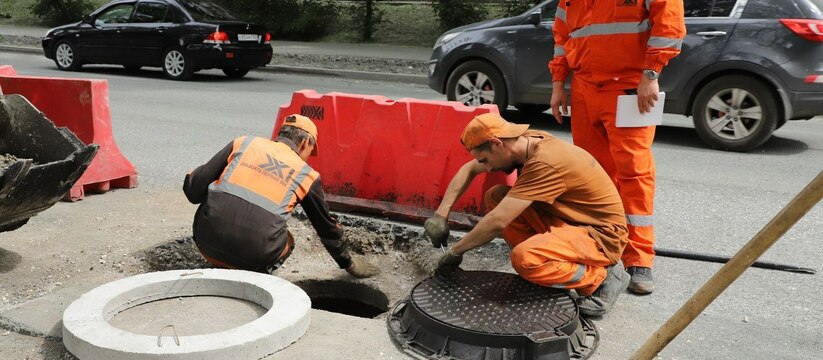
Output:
top-left (295, 279), bottom-right (389, 319)
top-left (388, 270), bottom-right (598, 360)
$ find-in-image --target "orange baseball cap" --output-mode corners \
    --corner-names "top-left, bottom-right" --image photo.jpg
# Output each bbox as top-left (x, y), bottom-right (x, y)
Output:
top-left (460, 113), bottom-right (529, 151)
top-left (283, 114), bottom-right (318, 156)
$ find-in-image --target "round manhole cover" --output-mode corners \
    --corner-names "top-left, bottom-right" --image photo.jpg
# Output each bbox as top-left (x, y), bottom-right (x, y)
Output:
top-left (388, 270), bottom-right (598, 360)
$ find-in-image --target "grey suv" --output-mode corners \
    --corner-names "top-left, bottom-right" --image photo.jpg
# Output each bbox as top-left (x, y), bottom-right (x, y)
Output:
top-left (427, 0), bottom-right (823, 151)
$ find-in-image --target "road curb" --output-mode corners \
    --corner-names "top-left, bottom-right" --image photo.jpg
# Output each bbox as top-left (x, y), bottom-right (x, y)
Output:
top-left (0, 44), bottom-right (428, 85)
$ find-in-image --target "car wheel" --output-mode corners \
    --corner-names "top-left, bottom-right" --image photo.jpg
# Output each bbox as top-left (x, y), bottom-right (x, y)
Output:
top-left (53, 40), bottom-right (82, 71)
top-left (446, 60), bottom-right (508, 111)
top-left (515, 104), bottom-right (549, 115)
top-left (123, 65), bottom-right (141, 71)
top-left (222, 67), bottom-right (249, 78)
top-left (162, 47), bottom-right (193, 80)
top-left (691, 75), bottom-right (779, 152)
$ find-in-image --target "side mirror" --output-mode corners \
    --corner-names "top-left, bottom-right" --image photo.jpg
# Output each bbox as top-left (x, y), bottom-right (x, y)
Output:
top-left (81, 14), bottom-right (92, 24)
top-left (526, 11), bottom-right (542, 26)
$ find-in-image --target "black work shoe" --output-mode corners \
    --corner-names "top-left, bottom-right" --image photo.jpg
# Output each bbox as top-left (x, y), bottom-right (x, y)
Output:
top-left (577, 265), bottom-right (630, 316)
top-left (626, 266), bottom-right (655, 295)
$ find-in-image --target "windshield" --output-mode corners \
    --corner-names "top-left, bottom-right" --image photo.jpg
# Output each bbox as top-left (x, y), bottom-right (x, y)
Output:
top-left (178, 0), bottom-right (236, 21)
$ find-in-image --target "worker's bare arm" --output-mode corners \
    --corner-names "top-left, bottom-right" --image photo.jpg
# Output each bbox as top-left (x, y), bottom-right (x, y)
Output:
top-left (450, 195), bottom-right (532, 254)
top-left (434, 160), bottom-right (486, 217)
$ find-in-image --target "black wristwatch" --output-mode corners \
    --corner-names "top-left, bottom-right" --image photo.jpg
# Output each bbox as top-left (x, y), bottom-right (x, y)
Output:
top-left (643, 69), bottom-right (660, 80)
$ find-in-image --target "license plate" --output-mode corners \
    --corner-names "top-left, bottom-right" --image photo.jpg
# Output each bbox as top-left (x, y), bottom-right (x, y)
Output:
top-left (237, 34), bottom-right (259, 41)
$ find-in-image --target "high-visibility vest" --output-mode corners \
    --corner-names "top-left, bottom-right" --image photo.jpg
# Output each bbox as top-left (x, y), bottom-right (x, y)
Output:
top-left (209, 136), bottom-right (319, 218)
top-left (550, 0), bottom-right (686, 90)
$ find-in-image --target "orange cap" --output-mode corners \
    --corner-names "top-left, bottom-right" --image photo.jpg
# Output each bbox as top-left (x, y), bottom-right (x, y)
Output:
top-left (283, 114), bottom-right (318, 156)
top-left (460, 113), bottom-right (529, 151)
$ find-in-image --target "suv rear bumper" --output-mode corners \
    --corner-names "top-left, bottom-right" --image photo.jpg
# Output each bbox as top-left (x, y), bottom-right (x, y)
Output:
top-left (787, 90), bottom-right (823, 120)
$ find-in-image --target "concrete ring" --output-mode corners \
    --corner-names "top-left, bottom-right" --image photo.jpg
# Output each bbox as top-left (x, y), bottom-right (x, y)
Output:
top-left (62, 269), bottom-right (311, 359)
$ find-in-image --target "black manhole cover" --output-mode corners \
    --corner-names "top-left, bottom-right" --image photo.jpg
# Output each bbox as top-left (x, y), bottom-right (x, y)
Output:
top-left (388, 270), bottom-right (598, 360)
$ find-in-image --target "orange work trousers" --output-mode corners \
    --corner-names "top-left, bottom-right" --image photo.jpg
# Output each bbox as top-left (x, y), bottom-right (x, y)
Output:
top-left (486, 185), bottom-right (613, 296)
top-left (570, 78), bottom-right (656, 268)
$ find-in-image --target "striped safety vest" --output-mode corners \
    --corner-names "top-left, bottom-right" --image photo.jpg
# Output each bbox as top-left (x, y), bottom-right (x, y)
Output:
top-left (209, 136), bottom-right (319, 218)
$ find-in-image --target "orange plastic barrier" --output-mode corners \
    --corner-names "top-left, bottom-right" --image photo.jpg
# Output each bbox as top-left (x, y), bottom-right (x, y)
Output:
top-left (0, 67), bottom-right (137, 201)
top-left (273, 90), bottom-right (516, 222)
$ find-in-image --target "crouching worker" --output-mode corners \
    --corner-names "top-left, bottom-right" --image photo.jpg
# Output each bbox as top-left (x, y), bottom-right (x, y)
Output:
top-left (424, 113), bottom-right (629, 315)
top-left (183, 114), bottom-right (379, 278)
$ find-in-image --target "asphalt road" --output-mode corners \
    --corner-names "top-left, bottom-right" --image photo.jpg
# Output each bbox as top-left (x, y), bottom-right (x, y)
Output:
top-left (2, 51), bottom-right (822, 359)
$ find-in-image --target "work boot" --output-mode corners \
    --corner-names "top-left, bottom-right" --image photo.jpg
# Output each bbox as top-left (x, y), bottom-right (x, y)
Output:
top-left (626, 266), bottom-right (655, 295)
top-left (577, 266), bottom-right (630, 316)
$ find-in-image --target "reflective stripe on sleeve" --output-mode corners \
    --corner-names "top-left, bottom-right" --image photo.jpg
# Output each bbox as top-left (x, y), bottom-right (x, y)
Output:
top-left (648, 36), bottom-right (683, 49)
top-left (554, 46), bottom-right (565, 57)
top-left (555, 7), bottom-right (566, 22)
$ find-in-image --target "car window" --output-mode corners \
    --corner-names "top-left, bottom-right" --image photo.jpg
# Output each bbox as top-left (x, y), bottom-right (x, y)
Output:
top-left (742, 0), bottom-right (804, 18)
top-left (709, 0), bottom-right (738, 16)
top-left (177, 0), bottom-right (236, 22)
top-left (132, 2), bottom-right (168, 23)
top-left (95, 4), bottom-right (136, 24)
top-left (541, 0), bottom-right (558, 20)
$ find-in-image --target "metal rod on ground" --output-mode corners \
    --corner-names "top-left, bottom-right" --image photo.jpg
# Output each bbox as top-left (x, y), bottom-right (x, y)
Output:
top-left (630, 170), bottom-right (823, 360)
top-left (653, 247), bottom-right (816, 274)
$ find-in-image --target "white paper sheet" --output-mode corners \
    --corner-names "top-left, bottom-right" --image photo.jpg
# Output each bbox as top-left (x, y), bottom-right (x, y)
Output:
top-left (616, 92), bottom-right (666, 128)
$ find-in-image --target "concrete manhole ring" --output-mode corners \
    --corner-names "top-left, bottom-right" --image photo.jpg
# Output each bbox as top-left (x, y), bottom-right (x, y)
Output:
top-left (62, 269), bottom-right (311, 359)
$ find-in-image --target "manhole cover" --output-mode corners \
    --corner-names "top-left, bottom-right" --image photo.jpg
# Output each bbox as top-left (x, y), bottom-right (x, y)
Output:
top-left (388, 270), bottom-right (598, 360)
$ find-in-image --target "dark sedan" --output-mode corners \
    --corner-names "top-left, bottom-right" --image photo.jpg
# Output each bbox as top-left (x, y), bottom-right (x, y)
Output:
top-left (428, 0), bottom-right (823, 151)
top-left (42, 0), bottom-right (273, 80)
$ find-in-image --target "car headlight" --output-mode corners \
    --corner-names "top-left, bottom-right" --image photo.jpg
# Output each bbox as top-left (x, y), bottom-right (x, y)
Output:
top-left (434, 32), bottom-right (462, 49)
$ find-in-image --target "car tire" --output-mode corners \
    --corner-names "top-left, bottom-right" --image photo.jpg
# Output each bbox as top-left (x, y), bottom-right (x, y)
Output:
top-left (515, 104), bottom-right (549, 115)
top-left (223, 67), bottom-right (249, 78)
top-left (162, 47), bottom-right (194, 81)
top-left (123, 65), bottom-right (142, 71)
top-left (691, 75), bottom-right (779, 152)
top-left (446, 60), bottom-right (508, 112)
top-left (53, 40), bottom-right (82, 71)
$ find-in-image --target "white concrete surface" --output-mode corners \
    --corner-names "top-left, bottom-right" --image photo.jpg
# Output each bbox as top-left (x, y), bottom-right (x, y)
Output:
top-left (62, 269), bottom-right (311, 360)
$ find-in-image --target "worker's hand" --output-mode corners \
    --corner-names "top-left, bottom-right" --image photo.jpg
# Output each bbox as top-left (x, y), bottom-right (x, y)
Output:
top-left (637, 76), bottom-right (660, 114)
top-left (346, 257), bottom-right (380, 278)
top-left (424, 213), bottom-right (450, 248)
top-left (550, 81), bottom-right (569, 124)
top-left (434, 248), bottom-right (463, 276)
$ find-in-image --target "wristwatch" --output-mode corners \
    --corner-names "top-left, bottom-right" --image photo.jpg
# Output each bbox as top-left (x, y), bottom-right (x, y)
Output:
top-left (643, 69), bottom-right (660, 80)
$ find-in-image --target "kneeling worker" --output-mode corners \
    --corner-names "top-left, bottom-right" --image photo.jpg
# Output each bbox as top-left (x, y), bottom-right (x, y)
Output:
top-left (424, 113), bottom-right (629, 315)
top-left (183, 114), bottom-right (379, 278)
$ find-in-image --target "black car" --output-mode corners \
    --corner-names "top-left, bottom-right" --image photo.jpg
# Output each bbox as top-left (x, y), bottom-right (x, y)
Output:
top-left (428, 0), bottom-right (823, 151)
top-left (42, 0), bottom-right (273, 80)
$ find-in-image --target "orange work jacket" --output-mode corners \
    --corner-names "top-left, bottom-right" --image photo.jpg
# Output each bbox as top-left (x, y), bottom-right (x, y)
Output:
top-left (549, 0), bottom-right (686, 90)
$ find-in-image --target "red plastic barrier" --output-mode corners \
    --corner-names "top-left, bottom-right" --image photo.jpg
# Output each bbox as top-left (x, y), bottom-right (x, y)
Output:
top-left (0, 67), bottom-right (138, 201)
top-left (273, 90), bottom-right (516, 222)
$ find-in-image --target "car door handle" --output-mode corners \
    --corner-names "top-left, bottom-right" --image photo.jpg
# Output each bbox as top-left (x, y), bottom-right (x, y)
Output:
top-left (507, 30), bottom-right (517, 34)
top-left (696, 31), bottom-right (727, 38)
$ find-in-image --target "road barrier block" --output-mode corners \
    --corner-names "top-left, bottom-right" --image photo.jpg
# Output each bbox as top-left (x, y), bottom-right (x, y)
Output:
top-left (273, 90), bottom-right (516, 223)
top-left (0, 67), bottom-right (138, 201)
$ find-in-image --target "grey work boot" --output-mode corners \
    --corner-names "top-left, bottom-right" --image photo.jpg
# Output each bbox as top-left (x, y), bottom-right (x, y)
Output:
top-left (626, 266), bottom-right (655, 295)
top-left (577, 265), bottom-right (630, 317)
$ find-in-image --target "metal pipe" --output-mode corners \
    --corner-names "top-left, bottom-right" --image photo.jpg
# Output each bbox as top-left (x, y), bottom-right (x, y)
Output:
top-left (654, 247), bottom-right (815, 274)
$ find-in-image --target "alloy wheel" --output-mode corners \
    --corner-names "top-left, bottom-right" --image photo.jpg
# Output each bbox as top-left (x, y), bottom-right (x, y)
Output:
top-left (453, 71), bottom-right (496, 106)
top-left (55, 43), bottom-right (74, 68)
top-left (703, 88), bottom-right (763, 141)
top-left (164, 50), bottom-right (186, 77)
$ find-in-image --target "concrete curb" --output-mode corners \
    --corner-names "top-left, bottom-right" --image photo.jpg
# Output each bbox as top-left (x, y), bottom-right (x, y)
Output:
top-left (0, 44), bottom-right (428, 85)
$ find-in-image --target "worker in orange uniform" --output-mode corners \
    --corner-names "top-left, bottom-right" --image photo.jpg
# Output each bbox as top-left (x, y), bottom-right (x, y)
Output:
top-left (183, 115), bottom-right (379, 278)
top-left (548, 0), bottom-right (686, 294)
top-left (424, 113), bottom-right (630, 316)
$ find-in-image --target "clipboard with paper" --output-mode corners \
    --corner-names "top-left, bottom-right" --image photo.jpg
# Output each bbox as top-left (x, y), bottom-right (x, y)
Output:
top-left (615, 92), bottom-right (666, 127)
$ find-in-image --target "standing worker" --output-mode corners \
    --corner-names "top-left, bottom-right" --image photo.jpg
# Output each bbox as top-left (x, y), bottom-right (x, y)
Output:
top-left (183, 114), bottom-right (379, 278)
top-left (548, 0), bottom-right (686, 294)
top-left (424, 113), bottom-right (630, 316)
